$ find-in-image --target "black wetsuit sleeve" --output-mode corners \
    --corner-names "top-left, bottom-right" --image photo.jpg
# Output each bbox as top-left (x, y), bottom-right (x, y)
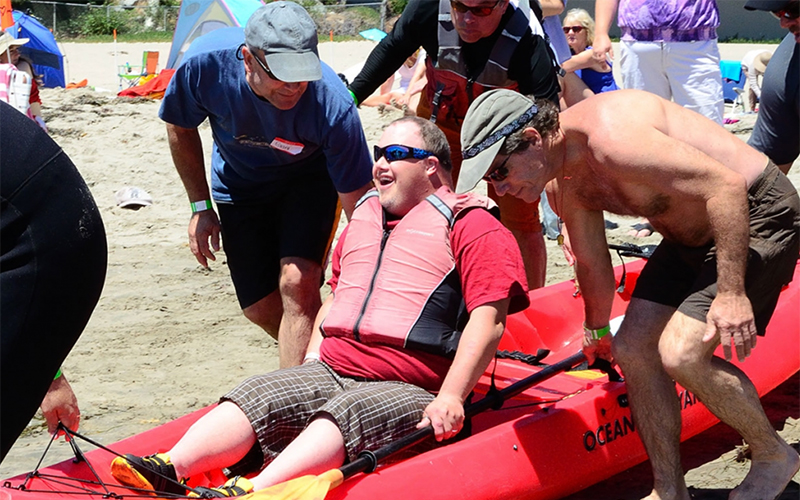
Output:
top-left (507, 31), bottom-right (560, 104)
top-left (349, 0), bottom-right (439, 103)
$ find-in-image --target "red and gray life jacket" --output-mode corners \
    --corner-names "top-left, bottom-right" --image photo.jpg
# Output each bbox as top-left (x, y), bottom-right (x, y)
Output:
top-left (424, 0), bottom-right (537, 125)
top-left (320, 186), bottom-right (497, 358)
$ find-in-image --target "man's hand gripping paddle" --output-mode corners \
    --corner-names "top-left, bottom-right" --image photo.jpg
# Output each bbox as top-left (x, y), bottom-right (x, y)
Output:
top-left (242, 351), bottom-right (588, 500)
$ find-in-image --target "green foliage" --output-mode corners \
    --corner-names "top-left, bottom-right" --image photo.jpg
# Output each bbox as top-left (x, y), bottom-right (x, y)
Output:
top-left (72, 31), bottom-right (175, 43)
top-left (73, 7), bottom-right (131, 36)
top-left (387, 0), bottom-right (408, 16)
top-left (348, 6), bottom-right (380, 24)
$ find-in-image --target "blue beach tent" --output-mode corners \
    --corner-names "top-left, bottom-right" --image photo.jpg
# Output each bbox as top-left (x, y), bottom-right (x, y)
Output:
top-left (167, 0), bottom-right (264, 69)
top-left (10, 11), bottom-right (65, 88)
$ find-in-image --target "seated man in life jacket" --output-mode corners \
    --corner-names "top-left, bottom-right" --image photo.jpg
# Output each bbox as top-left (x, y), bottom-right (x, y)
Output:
top-left (110, 116), bottom-right (530, 498)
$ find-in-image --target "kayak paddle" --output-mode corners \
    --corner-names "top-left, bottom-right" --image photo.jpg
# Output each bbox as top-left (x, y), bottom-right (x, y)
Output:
top-left (243, 351), bottom-right (587, 500)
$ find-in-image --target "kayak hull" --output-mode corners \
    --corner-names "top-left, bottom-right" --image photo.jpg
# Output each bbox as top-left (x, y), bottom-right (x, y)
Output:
top-left (3, 258), bottom-right (798, 500)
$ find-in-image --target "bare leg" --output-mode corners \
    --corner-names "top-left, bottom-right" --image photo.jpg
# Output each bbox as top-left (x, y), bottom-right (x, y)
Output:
top-left (659, 313), bottom-right (800, 500)
top-left (249, 414), bottom-right (346, 491)
top-left (243, 291), bottom-right (283, 340)
top-left (509, 227), bottom-right (546, 289)
top-left (277, 257), bottom-right (322, 368)
top-left (168, 401), bottom-right (257, 479)
top-left (612, 298), bottom-right (689, 500)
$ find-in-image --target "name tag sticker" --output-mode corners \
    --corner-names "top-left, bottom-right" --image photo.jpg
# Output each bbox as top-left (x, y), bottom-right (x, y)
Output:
top-left (270, 137), bottom-right (304, 155)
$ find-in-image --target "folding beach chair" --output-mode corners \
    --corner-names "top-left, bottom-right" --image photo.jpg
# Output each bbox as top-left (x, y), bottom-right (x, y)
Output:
top-left (118, 51), bottom-right (159, 89)
top-left (720, 59), bottom-right (744, 104)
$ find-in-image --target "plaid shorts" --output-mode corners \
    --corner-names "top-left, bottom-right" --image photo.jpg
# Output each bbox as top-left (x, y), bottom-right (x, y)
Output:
top-left (222, 362), bottom-right (436, 476)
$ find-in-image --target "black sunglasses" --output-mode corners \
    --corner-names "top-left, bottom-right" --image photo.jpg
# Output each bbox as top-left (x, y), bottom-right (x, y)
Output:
top-left (374, 144), bottom-right (436, 163)
top-left (563, 25), bottom-right (585, 34)
top-left (450, 0), bottom-right (502, 17)
top-left (483, 154), bottom-right (511, 182)
top-left (772, 1), bottom-right (800, 19)
top-left (238, 44), bottom-right (282, 81)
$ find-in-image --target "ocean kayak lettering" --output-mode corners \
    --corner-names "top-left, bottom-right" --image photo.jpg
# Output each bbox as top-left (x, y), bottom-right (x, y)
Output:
top-left (678, 388), bottom-right (698, 409)
top-left (583, 415), bottom-right (635, 451)
top-left (583, 389), bottom-right (699, 451)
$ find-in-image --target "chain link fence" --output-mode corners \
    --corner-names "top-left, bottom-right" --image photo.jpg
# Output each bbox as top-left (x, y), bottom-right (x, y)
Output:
top-left (16, 0), bottom-right (389, 38)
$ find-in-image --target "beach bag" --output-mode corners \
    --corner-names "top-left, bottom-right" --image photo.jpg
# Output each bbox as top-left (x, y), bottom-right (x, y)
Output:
top-left (0, 63), bottom-right (33, 118)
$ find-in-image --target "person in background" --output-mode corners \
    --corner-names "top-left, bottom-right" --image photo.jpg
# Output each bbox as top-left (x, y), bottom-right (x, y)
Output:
top-left (593, 0), bottom-right (724, 125)
top-left (740, 49), bottom-right (772, 112)
top-left (361, 49), bottom-right (426, 113)
top-left (0, 30), bottom-right (46, 131)
top-left (744, 0), bottom-right (799, 174)
top-left (561, 8), bottom-right (619, 95)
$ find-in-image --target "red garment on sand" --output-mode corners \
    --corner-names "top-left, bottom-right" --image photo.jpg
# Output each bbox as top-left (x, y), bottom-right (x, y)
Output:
top-left (117, 69), bottom-right (175, 99)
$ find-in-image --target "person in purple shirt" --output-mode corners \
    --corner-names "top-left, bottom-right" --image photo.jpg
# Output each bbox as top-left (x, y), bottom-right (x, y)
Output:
top-left (593, 0), bottom-right (724, 125)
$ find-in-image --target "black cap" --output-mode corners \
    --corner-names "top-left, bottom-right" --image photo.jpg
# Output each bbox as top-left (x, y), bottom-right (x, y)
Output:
top-left (744, 0), bottom-right (793, 11)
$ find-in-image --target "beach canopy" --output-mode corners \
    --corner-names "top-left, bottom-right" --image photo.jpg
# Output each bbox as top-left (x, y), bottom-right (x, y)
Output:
top-left (10, 10), bottom-right (64, 88)
top-left (167, 0), bottom-right (264, 69)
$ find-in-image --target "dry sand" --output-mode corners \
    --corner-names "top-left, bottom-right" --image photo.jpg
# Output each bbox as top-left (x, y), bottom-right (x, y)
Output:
top-left (1, 40), bottom-right (798, 499)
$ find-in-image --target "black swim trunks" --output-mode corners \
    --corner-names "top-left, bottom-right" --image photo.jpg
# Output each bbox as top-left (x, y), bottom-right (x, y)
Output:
top-left (631, 160), bottom-right (799, 334)
top-left (217, 161), bottom-right (339, 309)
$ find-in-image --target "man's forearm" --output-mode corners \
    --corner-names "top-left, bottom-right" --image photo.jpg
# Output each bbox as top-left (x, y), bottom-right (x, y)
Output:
top-left (576, 256), bottom-right (616, 328)
top-left (707, 180), bottom-right (750, 295)
top-left (438, 302), bottom-right (507, 403)
top-left (594, 0), bottom-right (618, 39)
top-left (166, 123), bottom-right (211, 202)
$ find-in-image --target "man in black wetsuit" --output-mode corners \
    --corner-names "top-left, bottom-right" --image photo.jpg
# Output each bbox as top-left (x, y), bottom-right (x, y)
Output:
top-left (349, 0), bottom-right (560, 290)
top-left (0, 101), bottom-right (107, 461)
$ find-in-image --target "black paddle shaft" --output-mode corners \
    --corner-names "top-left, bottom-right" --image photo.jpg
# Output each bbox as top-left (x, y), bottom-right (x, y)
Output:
top-left (339, 351), bottom-right (587, 478)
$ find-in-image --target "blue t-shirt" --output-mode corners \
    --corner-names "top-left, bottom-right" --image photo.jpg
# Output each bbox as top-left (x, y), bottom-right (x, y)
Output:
top-left (160, 27), bottom-right (372, 203)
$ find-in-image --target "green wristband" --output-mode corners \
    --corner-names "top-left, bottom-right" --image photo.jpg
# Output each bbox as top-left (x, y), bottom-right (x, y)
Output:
top-left (190, 200), bottom-right (213, 213)
top-left (583, 324), bottom-right (611, 340)
top-left (348, 89), bottom-right (359, 106)
top-left (54, 368), bottom-right (63, 380)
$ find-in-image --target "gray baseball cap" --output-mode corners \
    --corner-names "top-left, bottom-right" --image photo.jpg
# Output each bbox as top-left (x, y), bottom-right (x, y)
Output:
top-left (244, 2), bottom-right (321, 83)
top-left (457, 89), bottom-right (539, 194)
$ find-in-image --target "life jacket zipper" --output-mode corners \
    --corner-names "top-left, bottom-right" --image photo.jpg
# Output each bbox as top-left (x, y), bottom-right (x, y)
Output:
top-left (352, 227), bottom-right (390, 341)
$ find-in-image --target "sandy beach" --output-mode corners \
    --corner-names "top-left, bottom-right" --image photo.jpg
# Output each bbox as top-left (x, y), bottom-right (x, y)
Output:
top-left (1, 40), bottom-right (798, 499)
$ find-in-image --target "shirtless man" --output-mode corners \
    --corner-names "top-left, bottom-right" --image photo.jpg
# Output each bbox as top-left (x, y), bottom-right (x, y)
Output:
top-left (457, 88), bottom-right (800, 500)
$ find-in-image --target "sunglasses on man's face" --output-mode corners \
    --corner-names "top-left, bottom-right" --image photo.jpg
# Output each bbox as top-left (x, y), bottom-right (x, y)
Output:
top-left (239, 44), bottom-right (283, 81)
top-left (450, 0), bottom-right (502, 17)
top-left (483, 154), bottom-right (511, 182)
top-left (374, 144), bottom-right (436, 163)
top-left (772, 1), bottom-right (800, 19)
top-left (563, 25), bottom-right (585, 34)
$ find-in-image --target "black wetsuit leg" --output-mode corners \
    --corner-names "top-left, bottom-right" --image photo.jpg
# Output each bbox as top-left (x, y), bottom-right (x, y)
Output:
top-left (1, 102), bottom-right (107, 461)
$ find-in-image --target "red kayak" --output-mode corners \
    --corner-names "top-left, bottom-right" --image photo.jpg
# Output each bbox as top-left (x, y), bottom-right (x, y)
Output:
top-left (3, 258), bottom-right (798, 500)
